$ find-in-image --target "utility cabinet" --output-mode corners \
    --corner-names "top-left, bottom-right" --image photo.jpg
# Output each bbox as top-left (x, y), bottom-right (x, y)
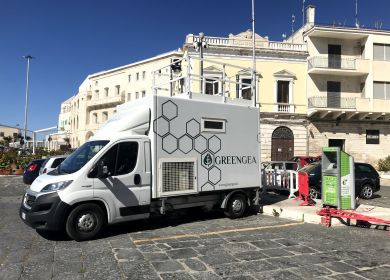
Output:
top-left (321, 147), bottom-right (356, 210)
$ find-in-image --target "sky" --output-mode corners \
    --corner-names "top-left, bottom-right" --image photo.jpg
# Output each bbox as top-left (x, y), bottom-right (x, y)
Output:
top-left (1, 0), bottom-right (389, 138)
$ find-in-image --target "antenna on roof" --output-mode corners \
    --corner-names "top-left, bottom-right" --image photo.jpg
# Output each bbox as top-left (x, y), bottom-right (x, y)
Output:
top-left (302, 0), bottom-right (305, 27)
top-left (355, 0), bottom-right (360, 28)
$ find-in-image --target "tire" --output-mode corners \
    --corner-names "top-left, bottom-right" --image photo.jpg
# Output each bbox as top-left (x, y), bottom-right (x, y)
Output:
top-left (224, 194), bottom-right (247, 219)
top-left (66, 203), bottom-right (105, 241)
top-left (360, 184), bottom-right (374, 199)
top-left (309, 187), bottom-right (321, 200)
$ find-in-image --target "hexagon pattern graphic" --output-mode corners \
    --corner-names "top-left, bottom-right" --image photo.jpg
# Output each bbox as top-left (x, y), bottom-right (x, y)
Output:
top-left (153, 117), bottom-right (170, 137)
top-left (186, 119), bottom-right (200, 137)
top-left (208, 135), bottom-right (221, 153)
top-left (208, 166), bottom-right (221, 185)
top-left (162, 134), bottom-right (178, 154)
top-left (194, 135), bottom-right (207, 153)
top-left (162, 101), bottom-right (178, 121)
top-left (179, 135), bottom-right (193, 154)
top-left (154, 100), bottom-right (224, 190)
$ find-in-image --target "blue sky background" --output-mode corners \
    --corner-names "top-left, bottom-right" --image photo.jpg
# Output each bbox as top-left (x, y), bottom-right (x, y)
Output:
top-left (1, 0), bottom-right (389, 137)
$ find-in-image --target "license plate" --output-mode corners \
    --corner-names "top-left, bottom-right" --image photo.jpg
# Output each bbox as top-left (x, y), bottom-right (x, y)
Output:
top-left (21, 212), bottom-right (26, 220)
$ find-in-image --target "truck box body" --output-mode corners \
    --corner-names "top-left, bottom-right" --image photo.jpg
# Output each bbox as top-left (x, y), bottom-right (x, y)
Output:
top-left (97, 94), bottom-right (261, 199)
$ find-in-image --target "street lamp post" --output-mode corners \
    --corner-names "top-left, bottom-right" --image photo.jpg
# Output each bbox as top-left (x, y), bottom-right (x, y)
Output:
top-left (23, 55), bottom-right (35, 150)
top-left (194, 33), bottom-right (207, 94)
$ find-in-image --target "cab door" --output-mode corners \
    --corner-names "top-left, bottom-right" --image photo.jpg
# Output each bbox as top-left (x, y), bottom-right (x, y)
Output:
top-left (90, 140), bottom-right (151, 223)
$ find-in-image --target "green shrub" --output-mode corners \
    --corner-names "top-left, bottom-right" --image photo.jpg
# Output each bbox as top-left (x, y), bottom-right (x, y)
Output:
top-left (378, 155), bottom-right (390, 172)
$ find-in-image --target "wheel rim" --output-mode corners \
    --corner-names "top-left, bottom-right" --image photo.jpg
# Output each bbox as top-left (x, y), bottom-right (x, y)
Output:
top-left (76, 212), bottom-right (97, 232)
top-left (309, 188), bottom-right (319, 199)
top-left (232, 199), bottom-right (243, 213)
top-left (362, 186), bottom-right (373, 198)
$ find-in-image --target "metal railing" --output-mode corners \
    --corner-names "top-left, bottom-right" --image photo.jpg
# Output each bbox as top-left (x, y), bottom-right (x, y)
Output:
top-left (186, 34), bottom-right (307, 52)
top-left (308, 56), bottom-right (356, 70)
top-left (308, 95), bottom-right (356, 109)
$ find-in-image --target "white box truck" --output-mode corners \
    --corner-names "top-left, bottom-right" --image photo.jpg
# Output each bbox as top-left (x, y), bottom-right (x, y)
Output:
top-left (20, 59), bottom-right (262, 241)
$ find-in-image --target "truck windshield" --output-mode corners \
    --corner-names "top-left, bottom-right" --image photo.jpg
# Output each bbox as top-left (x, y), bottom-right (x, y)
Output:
top-left (59, 140), bottom-right (109, 174)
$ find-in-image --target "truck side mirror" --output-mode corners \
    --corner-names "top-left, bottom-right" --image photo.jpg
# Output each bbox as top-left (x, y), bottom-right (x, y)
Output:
top-left (97, 161), bottom-right (110, 179)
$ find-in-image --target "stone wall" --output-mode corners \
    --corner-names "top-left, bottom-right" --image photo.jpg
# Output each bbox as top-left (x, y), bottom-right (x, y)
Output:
top-left (308, 120), bottom-right (390, 167)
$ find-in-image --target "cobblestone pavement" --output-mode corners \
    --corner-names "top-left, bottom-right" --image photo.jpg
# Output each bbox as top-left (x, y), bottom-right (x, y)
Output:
top-left (0, 176), bottom-right (389, 280)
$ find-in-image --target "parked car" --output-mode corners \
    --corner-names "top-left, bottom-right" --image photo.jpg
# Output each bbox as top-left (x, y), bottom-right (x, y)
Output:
top-left (39, 155), bottom-right (67, 175)
top-left (23, 159), bottom-right (46, 185)
top-left (290, 156), bottom-right (320, 167)
top-left (300, 162), bottom-right (380, 200)
top-left (262, 161), bottom-right (301, 172)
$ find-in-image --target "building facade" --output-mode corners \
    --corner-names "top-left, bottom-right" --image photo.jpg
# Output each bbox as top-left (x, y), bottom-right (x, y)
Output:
top-left (289, 6), bottom-right (390, 166)
top-left (58, 51), bottom-right (182, 148)
top-left (0, 126), bottom-right (20, 142)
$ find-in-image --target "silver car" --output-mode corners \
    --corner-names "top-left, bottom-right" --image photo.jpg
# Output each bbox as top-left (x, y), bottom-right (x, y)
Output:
top-left (39, 155), bottom-right (67, 175)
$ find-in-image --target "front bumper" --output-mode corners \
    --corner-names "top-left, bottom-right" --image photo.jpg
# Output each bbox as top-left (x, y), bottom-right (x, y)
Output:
top-left (19, 191), bottom-right (70, 231)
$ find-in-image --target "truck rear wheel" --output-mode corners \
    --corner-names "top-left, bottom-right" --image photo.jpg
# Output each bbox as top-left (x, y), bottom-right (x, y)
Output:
top-left (66, 203), bottom-right (104, 241)
top-left (224, 194), bottom-right (247, 219)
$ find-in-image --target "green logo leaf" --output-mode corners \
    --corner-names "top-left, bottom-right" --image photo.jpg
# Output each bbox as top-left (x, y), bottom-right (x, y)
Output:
top-left (204, 153), bottom-right (212, 166)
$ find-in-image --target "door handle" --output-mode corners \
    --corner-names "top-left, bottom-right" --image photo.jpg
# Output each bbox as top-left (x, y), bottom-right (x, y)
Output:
top-left (134, 174), bottom-right (141, 185)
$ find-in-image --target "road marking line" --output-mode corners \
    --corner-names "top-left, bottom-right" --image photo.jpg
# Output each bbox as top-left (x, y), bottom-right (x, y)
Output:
top-left (132, 222), bottom-right (305, 244)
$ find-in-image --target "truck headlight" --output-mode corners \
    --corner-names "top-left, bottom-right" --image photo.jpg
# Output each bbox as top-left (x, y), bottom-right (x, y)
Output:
top-left (42, 180), bottom-right (73, 192)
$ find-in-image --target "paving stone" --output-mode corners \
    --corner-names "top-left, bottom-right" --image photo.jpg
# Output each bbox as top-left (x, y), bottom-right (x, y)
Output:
top-left (143, 252), bottom-right (170, 261)
top-left (119, 260), bottom-right (160, 280)
top-left (260, 248), bottom-right (295, 258)
top-left (198, 238), bottom-right (228, 246)
top-left (196, 245), bottom-right (227, 255)
top-left (191, 271), bottom-right (222, 280)
top-left (54, 248), bottom-right (82, 262)
top-left (0, 263), bottom-right (23, 280)
top-left (113, 248), bottom-right (144, 262)
top-left (20, 262), bottom-right (53, 280)
top-left (110, 238), bottom-right (136, 249)
top-left (330, 273), bottom-right (368, 280)
top-left (213, 260), bottom-right (276, 277)
top-left (156, 243), bottom-right (171, 250)
top-left (223, 242), bottom-right (258, 254)
top-left (254, 269), bottom-right (304, 280)
top-left (250, 240), bottom-right (281, 249)
top-left (52, 273), bottom-right (84, 280)
top-left (199, 253), bottom-right (237, 266)
top-left (53, 260), bottom-right (83, 275)
top-left (166, 241), bottom-right (200, 248)
top-left (355, 266), bottom-right (390, 280)
top-left (183, 258), bottom-right (207, 271)
top-left (136, 244), bottom-right (162, 253)
top-left (344, 258), bottom-right (386, 268)
top-left (160, 272), bottom-right (194, 280)
top-left (152, 260), bottom-right (185, 272)
top-left (223, 275), bottom-right (256, 280)
top-left (322, 261), bottom-right (358, 273)
top-left (273, 238), bottom-right (299, 246)
top-left (167, 248), bottom-right (198, 259)
top-left (290, 264), bottom-right (333, 278)
top-left (283, 245), bottom-right (317, 254)
top-left (233, 250), bottom-right (268, 261)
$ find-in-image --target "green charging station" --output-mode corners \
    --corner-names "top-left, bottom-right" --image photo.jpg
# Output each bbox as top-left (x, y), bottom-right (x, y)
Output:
top-left (322, 147), bottom-right (356, 210)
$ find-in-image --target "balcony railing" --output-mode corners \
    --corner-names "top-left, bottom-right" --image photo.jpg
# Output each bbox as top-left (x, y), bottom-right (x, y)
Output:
top-left (308, 56), bottom-right (356, 70)
top-left (277, 103), bottom-right (295, 113)
top-left (186, 34), bottom-right (307, 52)
top-left (86, 94), bottom-right (125, 109)
top-left (308, 95), bottom-right (356, 109)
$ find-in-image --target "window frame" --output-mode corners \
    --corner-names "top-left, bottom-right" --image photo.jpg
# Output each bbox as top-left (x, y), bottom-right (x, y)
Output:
top-left (201, 118), bottom-right (226, 133)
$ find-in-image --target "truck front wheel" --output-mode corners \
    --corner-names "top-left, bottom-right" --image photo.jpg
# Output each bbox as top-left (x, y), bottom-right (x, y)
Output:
top-left (224, 194), bottom-right (247, 219)
top-left (66, 203), bottom-right (104, 241)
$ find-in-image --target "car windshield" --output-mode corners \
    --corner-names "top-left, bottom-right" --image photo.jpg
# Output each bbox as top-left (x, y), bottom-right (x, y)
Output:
top-left (58, 140), bottom-right (109, 174)
top-left (300, 163), bottom-right (319, 173)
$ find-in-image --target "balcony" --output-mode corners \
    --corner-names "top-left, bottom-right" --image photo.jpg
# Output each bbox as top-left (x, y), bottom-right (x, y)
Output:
top-left (186, 34), bottom-right (307, 52)
top-left (86, 94), bottom-right (125, 110)
top-left (308, 56), bottom-right (369, 76)
top-left (308, 95), bottom-right (356, 109)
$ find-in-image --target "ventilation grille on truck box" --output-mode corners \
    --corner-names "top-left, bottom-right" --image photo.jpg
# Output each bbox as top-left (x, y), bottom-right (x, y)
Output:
top-left (161, 161), bottom-right (195, 193)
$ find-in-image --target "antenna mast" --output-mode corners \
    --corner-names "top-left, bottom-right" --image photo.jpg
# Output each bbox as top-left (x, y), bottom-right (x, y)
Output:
top-left (302, 0), bottom-right (305, 26)
top-left (251, 0), bottom-right (256, 106)
top-left (355, 0), bottom-right (359, 28)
